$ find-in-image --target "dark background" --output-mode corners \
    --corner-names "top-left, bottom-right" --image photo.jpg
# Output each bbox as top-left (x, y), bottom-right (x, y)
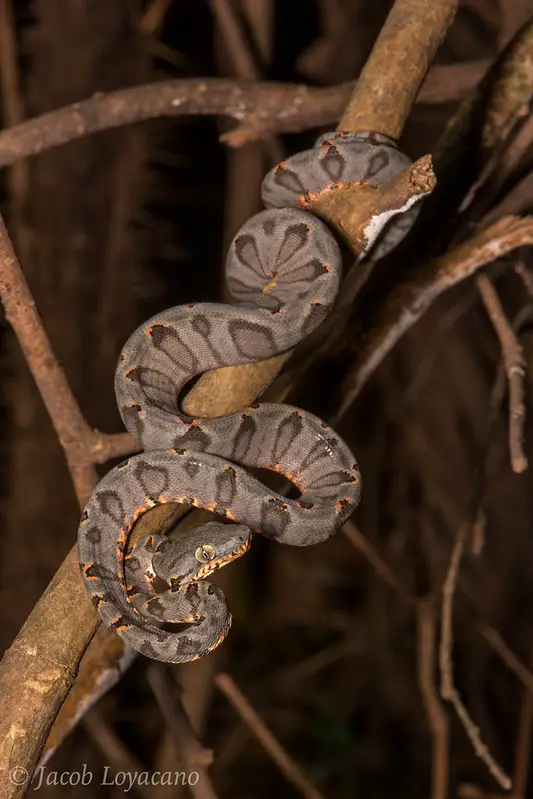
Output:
top-left (1, 1), bottom-right (533, 797)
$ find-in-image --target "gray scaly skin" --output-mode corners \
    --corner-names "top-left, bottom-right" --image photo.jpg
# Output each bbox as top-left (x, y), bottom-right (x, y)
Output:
top-left (78, 131), bottom-right (421, 663)
top-left (261, 130), bottom-right (420, 259)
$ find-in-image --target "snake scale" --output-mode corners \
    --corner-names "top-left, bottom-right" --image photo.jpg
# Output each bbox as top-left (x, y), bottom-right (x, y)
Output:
top-left (78, 131), bottom-right (417, 663)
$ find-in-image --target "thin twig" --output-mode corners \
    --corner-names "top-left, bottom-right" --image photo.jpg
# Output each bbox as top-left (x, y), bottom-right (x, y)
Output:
top-left (211, 0), bottom-right (260, 81)
top-left (478, 624), bottom-right (533, 696)
top-left (212, 0), bottom-right (278, 142)
top-left (417, 600), bottom-right (449, 799)
top-left (458, 784), bottom-right (515, 799)
top-left (439, 524), bottom-right (512, 790)
top-left (512, 646), bottom-right (533, 799)
top-left (212, 0), bottom-right (282, 267)
top-left (147, 665), bottom-right (218, 799)
top-left (89, 430), bottom-right (139, 463)
top-left (468, 359), bottom-right (508, 556)
top-left (0, 0), bottom-right (24, 128)
top-left (476, 273), bottom-right (528, 473)
top-left (342, 520), bottom-right (416, 605)
top-left (83, 710), bottom-right (153, 799)
top-left (147, 666), bottom-right (214, 769)
top-left (0, 0), bottom-right (29, 250)
top-left (139, 0), bottom-right (171, 36)
top-left (514, 259), bottom-right (533, 300)
top-left (215, 673), bottom-right (325, 799)
top-left (256, 637), bottom-right (362, 693)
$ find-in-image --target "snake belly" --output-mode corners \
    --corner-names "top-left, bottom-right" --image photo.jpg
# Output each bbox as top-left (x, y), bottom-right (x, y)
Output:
top-left (77, 130), bottom-right (418, 663)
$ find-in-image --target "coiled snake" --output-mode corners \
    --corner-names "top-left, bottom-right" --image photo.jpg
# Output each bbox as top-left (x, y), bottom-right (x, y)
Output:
top-left (78, 131), bottom-right (417, 663)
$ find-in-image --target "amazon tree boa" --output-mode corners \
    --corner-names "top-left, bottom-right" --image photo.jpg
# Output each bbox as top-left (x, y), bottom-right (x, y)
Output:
top-left (78, 130), bottom-right (423, 663)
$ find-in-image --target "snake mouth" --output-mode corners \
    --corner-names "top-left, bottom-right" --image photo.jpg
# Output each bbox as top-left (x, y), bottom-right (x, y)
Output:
top-left (191, 534), bottom-right (252, 583)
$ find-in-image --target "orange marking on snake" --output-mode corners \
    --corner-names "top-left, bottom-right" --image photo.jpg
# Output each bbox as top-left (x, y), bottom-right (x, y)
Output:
top-left (167, 614), bottom-right (196, 624)
top-left (131, 500), bottom-right (153, 524)
top-left (336, 498), bottom-right (353, 512)
top-left (83, 563), bottom-right (98, 581)
top-left (115, 622), bottom-right (129, 632)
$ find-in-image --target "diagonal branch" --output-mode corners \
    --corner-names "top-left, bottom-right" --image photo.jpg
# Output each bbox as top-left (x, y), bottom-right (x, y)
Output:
top-left (338, 0), bottom-right (458, 135)
top-left (147, 665), bottom-right (217, 799)
top-left (0, 214), bottom-right (97, 504)
top-left (476, 273), bottom-right (528, 473)
top-left (215, 673), bottom-right (324, 799)
top-left (333, 216), bottom-right (533, 423)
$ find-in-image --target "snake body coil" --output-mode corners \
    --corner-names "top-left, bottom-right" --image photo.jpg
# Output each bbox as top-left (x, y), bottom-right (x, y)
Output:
top-left (78, 131), bottom-right (414, 663)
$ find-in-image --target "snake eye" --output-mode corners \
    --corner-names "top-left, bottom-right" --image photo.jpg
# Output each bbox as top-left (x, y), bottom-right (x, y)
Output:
top-left (195, 544), bottom-right (215, 563)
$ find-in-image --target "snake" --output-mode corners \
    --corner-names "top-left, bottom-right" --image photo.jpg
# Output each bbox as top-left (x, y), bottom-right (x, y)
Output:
top-left (78, 131), bottom-right (418, 663)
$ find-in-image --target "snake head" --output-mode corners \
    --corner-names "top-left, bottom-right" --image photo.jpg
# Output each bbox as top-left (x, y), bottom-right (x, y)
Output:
top-left (153, 522), bottom-right (252, 589)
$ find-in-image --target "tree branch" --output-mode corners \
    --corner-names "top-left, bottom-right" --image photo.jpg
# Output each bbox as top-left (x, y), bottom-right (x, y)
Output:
top-left (338, 0), bottom-right (458, 135)
top-left (333, 216), bottom-right (533, 423)
top-left (476, 273), bottom-right (528, 473)
top-left (215, 673), bottom-right (324, 799)
top-left (147, 665), bottom-right (217, 799)
top-left (0, 61), bottom-right (490, 170)
top-left (417, 600), bottom-right (449, 799)
top-left (439, 525), bottom-right (511, 790)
